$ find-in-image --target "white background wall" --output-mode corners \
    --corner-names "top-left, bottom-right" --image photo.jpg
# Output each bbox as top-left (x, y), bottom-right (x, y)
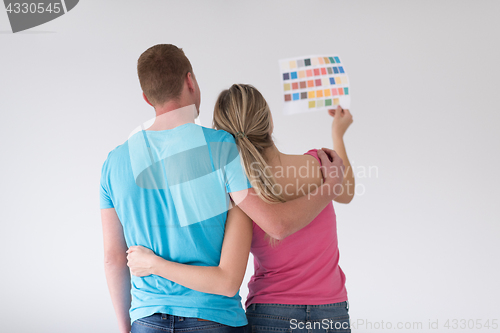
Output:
top-left (1, 1), bottom-right (499, 332)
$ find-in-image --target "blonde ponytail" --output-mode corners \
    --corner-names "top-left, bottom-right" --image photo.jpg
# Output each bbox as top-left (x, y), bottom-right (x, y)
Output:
top-left (213, 84), bottom-right (284, 244)
top-left (234, 133), bottom-right (285, 204)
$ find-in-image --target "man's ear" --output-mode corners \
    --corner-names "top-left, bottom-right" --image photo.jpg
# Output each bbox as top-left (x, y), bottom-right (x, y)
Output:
top-left (142, 92), bottom-right (153, 107)
top-left (186, 72), bottom-right (195, 93)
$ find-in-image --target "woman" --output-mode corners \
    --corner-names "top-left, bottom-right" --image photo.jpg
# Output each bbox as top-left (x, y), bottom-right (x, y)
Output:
top-left (127, 84), bottom-right (354, 332)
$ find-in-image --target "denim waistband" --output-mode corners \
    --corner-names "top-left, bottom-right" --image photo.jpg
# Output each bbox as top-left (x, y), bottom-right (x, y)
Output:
top-left (153, 313), bottom-right (212, 322)
top-left (248, 301), bottom-right (349, 311)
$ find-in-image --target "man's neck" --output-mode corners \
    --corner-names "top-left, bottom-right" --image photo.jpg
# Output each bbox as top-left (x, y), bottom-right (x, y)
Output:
top-left (146, 104), bottom-right (198, 131)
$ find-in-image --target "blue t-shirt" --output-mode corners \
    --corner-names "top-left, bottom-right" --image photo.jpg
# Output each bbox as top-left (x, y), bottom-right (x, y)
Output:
top-left (100, 123), bottom-right (251, 326)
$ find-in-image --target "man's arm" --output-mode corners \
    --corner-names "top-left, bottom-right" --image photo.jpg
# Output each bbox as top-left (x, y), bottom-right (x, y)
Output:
top-left (329, 106), bottom-right (355, 204)
top-left (126, 205), bottom-right (252, 297)
top-left (230, 148), bottom-right (344, 240)
top-left (101, 208), bottom-right (131, 333)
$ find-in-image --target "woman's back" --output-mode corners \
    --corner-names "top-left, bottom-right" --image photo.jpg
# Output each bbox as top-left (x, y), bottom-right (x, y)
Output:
top-left (246, 149), bottom-right (348, 307)
top-left (265, 150), bottom-right (322, 201)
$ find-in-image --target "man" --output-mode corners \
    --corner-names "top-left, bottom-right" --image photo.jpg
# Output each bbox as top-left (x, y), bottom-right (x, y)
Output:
top-left (100, 44), bottom-right (344, 333)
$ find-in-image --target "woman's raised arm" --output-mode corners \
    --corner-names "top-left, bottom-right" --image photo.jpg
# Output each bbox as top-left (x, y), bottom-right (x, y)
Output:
top-left (329, 106), bottom-right (355, 203)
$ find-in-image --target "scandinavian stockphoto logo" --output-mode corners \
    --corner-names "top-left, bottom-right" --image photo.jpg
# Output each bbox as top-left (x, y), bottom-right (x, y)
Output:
top-left (126, 105), bottom-right (248, 228)
top-left (4, 0), bottom-right (79, 33)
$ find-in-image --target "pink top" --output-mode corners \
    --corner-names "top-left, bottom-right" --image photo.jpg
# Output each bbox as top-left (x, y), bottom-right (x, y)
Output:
top-left (245, 149), bottom-right (348, 308)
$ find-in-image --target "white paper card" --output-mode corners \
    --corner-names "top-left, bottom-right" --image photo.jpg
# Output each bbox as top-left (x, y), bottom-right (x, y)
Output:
top-left (279, 55), bottom-right (351, 115)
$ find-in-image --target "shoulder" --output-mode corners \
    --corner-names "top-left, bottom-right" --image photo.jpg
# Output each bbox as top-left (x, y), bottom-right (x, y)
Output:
top-left (200, 126), bottom-right (235, 143)
top-left (108, 141), bottom-right (129, 159)
top-left (279, 150), bottom-right (322, 182)
top-left (198, 127), bottom-right (240, 164)
top-left (282, 149), bottom-right (321, 169)
top-left (304, 149), bottom-right (321, 164)
top-left (101, 141), bottom-right (129, 172)
top-left (271, 150), bottom-right (323, 200)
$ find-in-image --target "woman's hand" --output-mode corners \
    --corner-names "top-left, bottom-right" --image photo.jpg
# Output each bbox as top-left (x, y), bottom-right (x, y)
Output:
top-left (328, 106), bottom-right (353, 139)
top-left (126, 245), bottom-right (158, 277)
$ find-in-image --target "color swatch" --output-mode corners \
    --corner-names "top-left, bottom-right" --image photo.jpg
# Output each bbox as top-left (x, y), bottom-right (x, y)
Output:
top-left (279, 55), bottom-right (350, 115)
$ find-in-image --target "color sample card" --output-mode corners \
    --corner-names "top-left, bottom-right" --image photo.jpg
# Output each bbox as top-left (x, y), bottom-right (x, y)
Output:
top-left (279, 55), bottom-right (350, 115)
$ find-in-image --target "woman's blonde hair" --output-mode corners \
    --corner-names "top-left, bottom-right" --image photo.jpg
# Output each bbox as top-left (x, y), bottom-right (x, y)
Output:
top-left (213, 84), bottom-right (285, 206)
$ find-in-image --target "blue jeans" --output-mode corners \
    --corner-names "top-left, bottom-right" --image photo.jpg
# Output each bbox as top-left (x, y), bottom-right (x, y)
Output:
top-left (131, 313), bottom-right (249, 333)
top-left (246, 302), bottom-right (351, 333)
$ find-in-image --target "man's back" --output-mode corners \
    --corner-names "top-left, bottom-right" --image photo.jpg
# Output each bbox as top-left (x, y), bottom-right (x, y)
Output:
top-left (100, 123), bottom-right (250, 326)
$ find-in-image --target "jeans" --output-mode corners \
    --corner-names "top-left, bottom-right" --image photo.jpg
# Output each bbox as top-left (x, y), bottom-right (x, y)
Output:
top-left (246, 302), bottom-right (351, 333)
top-left (131, 313), bottom-right (249, 333)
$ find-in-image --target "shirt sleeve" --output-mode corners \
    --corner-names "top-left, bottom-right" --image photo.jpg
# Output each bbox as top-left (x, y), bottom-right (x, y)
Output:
top-left (221, 133), bottom-right (252, 193)
top-left (99, 157), bottom-right (114, 209)
top-left (304, 148), bottom-right (321, 164)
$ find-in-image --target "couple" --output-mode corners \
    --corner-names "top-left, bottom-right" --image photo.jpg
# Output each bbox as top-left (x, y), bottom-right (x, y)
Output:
top-left (100, 44), bottom-right (354, 333)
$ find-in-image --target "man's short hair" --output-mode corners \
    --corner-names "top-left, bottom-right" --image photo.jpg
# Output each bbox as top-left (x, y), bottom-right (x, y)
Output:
top-left (137, 44), bottom-right (193, 107)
